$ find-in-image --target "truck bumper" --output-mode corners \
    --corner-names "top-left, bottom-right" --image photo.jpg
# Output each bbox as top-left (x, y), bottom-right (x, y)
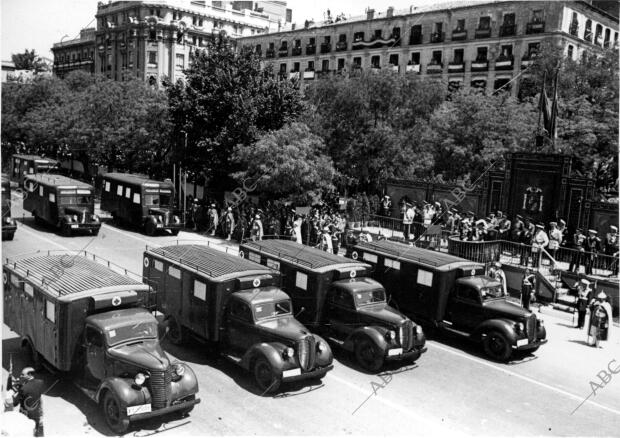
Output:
top-left (69, 223), bottom-right (101, 232)
top-left (282, 364), bottom-right (334, 383)
top-left (513, 338), bottom-right (547, 351)
top-left (128, 397), bottom-right (200, 422)
top-left (2, 224), bottom-right (17, 239)
top-left (385, 346), bottom-right (427, 362)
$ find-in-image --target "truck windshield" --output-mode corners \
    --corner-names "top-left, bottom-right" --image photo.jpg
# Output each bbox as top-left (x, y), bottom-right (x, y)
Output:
top-left (254, 300), bottom-right (292, 320)
top-left (480, 285), bottom-right (506, 300)
top-left (144, 192), bottom-right (172, 207)
top-left (354, 289), bottom-right (386, 306)
top-left (60, 194), bottom-right (93, 205)
top-left (104, 320), bottom-right (158, 346)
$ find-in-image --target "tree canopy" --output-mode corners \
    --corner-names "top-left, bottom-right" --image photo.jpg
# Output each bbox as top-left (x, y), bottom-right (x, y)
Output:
top-left (11, 49), bottom-right (49, 72)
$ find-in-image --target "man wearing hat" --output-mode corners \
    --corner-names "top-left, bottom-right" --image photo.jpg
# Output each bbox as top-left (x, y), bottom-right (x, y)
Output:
top-left (497, 212), bottom-right (511, 241)
top-left (548, 222), bottom-right (562, 260)
top-left (6, 367), bottom-right (44, 436)
top-left (250, 214), bottom-right (263, 241)
top-left (402, 202), bottom-right (415, 241)
top-left (511, 215), bottom-right (524, 242)
top-left (587, 291), bottom-right (613, 348)
top-left (207, 203), bottom-right (219, 236)
top-left (604, 225), bottom-right (619, 274)
top-left (569, 228), bottom-right (586, 273)
top-left (585, 229), bottom-right (601, 275)
top-left (381, 195), bottom-right (392, 216)
top-left (521, 268), bottom-right (536, 310)
top-left (223, 207), bottom-right (235, 241)
top-left (573, 278), bottom-right (592, 329)
top-left (488, 262), bottom-right (507, 296)
top-left (472, 219), bottom-right (487, 241)
top-left (531, 223), bottom-right (549, 266)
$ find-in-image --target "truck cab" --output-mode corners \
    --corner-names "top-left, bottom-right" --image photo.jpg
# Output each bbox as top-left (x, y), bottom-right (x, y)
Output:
top-left (240, 239), bottom-right (426, 372)
top-left (143, 244), bottom-right (333, 393)
top-left (1, 176), bottom-right (17, 240)
top-left (23, 174), bottom-right (101, 236)
top-left (101, 173), bottom-right (183, 236)
top-left (3, 253), bottom-right (199, 434)
top-left (346, 240), bottom-right (547, 362)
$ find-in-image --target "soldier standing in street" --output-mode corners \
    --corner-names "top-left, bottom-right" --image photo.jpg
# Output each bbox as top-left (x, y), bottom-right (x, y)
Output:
top-left (574, 278), bottom-right (592, 329)
top-left (5, 367), bottom-right (44, 436)
top-left (224, 207), bottom-right (235, 241)
top-left (521, 268), bottom-right (536, 311)
top-left (569, 228), bottom-right (586, 273)
top-left (250, 214), bottom-right (263, 241)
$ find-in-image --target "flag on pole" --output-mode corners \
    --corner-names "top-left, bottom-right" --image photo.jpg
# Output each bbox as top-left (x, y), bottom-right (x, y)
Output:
top-left (549, 70), bottom-right (559, 141)
top-left (538, 70), bottom-right (559, 140)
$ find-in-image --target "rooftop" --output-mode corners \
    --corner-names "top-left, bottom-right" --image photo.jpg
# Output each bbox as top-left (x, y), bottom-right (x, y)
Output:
top-left (25, 174), bottom-right (93, 189)
top-left (104, 172), bottom-right (173, 187)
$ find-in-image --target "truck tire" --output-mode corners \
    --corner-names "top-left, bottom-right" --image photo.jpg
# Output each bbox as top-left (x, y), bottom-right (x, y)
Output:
top-left (91, 228), bottom-right (100, 236)
top-left (101, 390), bottom-right (130, 435)
top-left (170, 229), bottom-right (180, 236)
top-left (253, 357), bottom-right (281, 394)
top-left (354, 338), bottom-right (384, 372)
top-left (483, 331), bottom-right (512, 362)
top-left (61, 222), bottom-right (72, 237)
top-left (145, 221), bottom-right (156, 236)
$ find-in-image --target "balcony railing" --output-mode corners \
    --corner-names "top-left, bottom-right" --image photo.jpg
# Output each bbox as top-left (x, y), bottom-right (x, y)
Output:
top-left (430, 32), bottom-right (445, 43)
top-left (475, 27), bottom-right (491, 38)
top-left (584, 31), bottom-right (592, 42)
top-left (265, 48), bottom-right (275, 58)
top-left (336, 41), bottom-right (347, 51)
top-left (317, 70), bottom-right (332, 78)
top-left (303, 70), bottom-right (315, 79)
top-left (451, 29), bottom-right (467, 41)
top-left (289, 71), bottom-right (300, 79)
top-left (471, 60), bottom-right (489, 71)
top-left (569, 21), bottom-right (579, 37)
top-left (495, 56), bottom-right (514, 70)
top-left (521, 55), bottom-right (536, 67)
top-left (306, 44), bottom-right (316, 55)
top-left (278, 47), bottom-right (288, 57)
top-left (406, 63), bottom-right (420, 73)
top-left (500, 24), bottom-right (516, 37)
top-left (526, 21), bottom-right (545, 34)
top-left (409, 34), bottom-right (423, 45)
top-left (426, 62), bottom-right (443, 73)
top-left (448, 62), bottom-right (464, 73)
top-left (320, 42), bottom-right (331, 53)
top-left (594, 35), bottom-right (603, 46)
top-left (292, 46), bottom-right (302, 56)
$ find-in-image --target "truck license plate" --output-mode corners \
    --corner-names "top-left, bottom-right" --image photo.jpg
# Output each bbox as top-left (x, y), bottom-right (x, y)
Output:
top-left (388, 348), bottom-right (403, 356)
top-left (282, 368), bottom-right (301, 378)
top-left (71, 224), bottom-right (78, 229)
top-left (156, 224), bottom-right (163, 228)
top-left (516, 338), bottom-right (529, 347)
top-left (127, 403), bottom-right (152, 416)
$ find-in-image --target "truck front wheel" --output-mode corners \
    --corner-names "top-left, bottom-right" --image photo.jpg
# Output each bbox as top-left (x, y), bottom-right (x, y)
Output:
top-left (483, 331), bottom-right (512, 362)
top-left (355, 338), bottom-right (384, 372)
top-left (253, 357), bottom-right (281, 394)
top-left (101, 391), bottom-right (130, 435)
top-left (144, 221), bottom-right (156, 236)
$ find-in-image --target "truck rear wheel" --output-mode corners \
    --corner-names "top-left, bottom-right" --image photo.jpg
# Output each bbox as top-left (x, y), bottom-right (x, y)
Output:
top-left (253, 357), bottom-right (281, 394)
top-left (483, 331), bottom-right (512, 362)
top-left (101, 391), bottom-right (130, 435)
top-left (355, 338), bottom-right (384, 372)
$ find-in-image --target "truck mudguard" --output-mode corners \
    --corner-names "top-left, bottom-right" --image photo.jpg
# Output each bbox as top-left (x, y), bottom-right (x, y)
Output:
top-left (474, 319), bottom-right (518, 345)
top-left (241, 342), bottom-right (287, 374)
top-left (96, 377), bottom-right (151, 407)
top-left (170, 364), bottom-right (199, 400)
top-left (344, 326), bottom-right (389, 353)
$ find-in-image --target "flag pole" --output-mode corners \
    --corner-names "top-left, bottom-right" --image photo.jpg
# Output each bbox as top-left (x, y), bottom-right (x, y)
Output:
top-left (551, 69), bottom-right (559, 150)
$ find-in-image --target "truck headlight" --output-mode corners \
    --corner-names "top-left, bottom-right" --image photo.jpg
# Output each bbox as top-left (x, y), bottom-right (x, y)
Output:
top-left (415, 325), bottom-right (423, 335)
top-left (283, 347), bottom-right (295, 359)
top-left (4, 217), bottom-right (11, 224)
top-left (515, 322), bottom-right (524, 333)
top-left (174, 363), bottom-right (185, 377)
top-left (537, 318), bottom-right (544, 327)
top-left (134, 372), bottom-right (147, 386)
top-left (173, 215), bottom-right (180, 224)
top-left (72, 215), bottom-right (78, 221)
top-left (93, 215), bottom-right (100, 222)
top-left (316, 341), bottom-right (327, 353)
top-left (385, 330), bottom-right (396, 341)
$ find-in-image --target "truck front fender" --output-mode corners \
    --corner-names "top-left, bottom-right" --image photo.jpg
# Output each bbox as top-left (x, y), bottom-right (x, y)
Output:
top-left (96, 377), bottom-right (150, 407)
top-left (312, 334), bottom-right (334, 366)
top-left (474, 319), bottom-right (518, 345)
top-left (170, 363), bottom-right (199, 400)
top-left (343, 326), bottom-right (389, 353)
top-left (241, 342), bottom-right (286, 374)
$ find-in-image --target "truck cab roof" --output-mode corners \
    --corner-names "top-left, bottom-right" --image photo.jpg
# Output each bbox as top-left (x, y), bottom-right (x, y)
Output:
top-left (243, 239), bottom-right (370, 273)
top-left (85, 307), bottom-right (154, 331)
top-left (457, 275), bottom-right (502, 290)
top-left (333, 277), bottom-right (384, 294)
top-left (103, 172), bottom-right (173, 188)
top-left (24, 174), bottom-right (93, 190)
top-left (13, 154), bottom-right (57, 163)
top-left (232, 286), bottom-right (291, 305)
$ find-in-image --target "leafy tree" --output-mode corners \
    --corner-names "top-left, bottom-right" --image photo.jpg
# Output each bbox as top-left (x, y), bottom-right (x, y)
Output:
top-left (166, 34), bottom-right (304, 190)
top-left (11, 49), bottom-right (49, 72)
top-left (232, 122), bottom-right (336, 204)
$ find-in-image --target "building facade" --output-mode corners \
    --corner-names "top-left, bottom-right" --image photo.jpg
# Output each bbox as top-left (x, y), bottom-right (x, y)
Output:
top-left (51, 0), bottom-right (287, 84)
top-left (237, 1), bottom-right (619, 96)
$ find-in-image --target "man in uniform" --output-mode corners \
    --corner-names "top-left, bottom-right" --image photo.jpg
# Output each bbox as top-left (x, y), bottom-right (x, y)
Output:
top-left (531, 223), bottom-right (549, 266)
top-left (402, 202), bottom-right (415, 241)
top-left (604, 225), bottom-right (619, 275)
top-left (223, 207), bottom-right (235, 241)
top-left (548, 221), bottom-right (563, 260)
top-left (6, 367), bottom-right (44, 436)
top-left (497, 211), bottom-right (511, 241)
top-left (521, 268), bottom-right (536, 310)
top-left (569, 228), bottom-right (587, 273)
top-left (511, 215), bottom-right (524, 242)
top-left (585, 229), bottom-right (601, 275)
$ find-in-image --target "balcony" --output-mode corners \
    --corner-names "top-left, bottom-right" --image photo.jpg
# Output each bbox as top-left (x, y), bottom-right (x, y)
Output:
top-left (471, 60), bottom-right (489, 71)
top-left (594, 35), bottom-right (603, 47)
top-left (320, 42), bottom-right (331, 53)
top-left (430, 32), bottom-right (445, 43)
top-left (521, 55), bottom-right (535, 67)
top-left (292, 46), bottom-right (302, 56)
top-left (475, 27), bottom-right (491, 38)
top-left (265, 48), bottom-right (275, 58)
top-left (569, 21), bottom-right (579, 37)
top-left (409, 34), bottom-right (423, 45)
top-left (303, 70), bottom-right (315, 80)
top-left (406, 63), bottom-right (420, 73)
top-left (604, 40), bottom-right (612, 48)
top-left (278, 47), bottom-right (288, 57)
top-left (500, 24), bottom-right (516, 37)
top-left (451, 29), bottom-right (467, 41)
top-left (494, 55), bottom-right (514, 70)
top-left (289, 71), bottom-right (300, 80)
top-left (306, 44), bottom-right (316, 55)
top-left (278, 72), bottom-right (287, 80)
top-left (526, 21), bottom-right (545, 34)
top-left (317, 70), bottom-right (332, 78)
top-left (448, 62), bottom-right (464, 73)
top-left (389, 65), bottom-right (399, 72)
top-left (426, 62), bottom-right (443, 74)
top-left (584, 31), bottom-right (592, 42)
top-left (336, 41), bottom-right (347, 51)
top-left (370, 66), bottom-right (381, 73)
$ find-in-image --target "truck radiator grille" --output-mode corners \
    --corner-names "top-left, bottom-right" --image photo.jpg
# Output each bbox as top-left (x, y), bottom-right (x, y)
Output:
top-left (297, 336), bottom-right (316, 371)
top-left (149, 370), bottom-right (172, 409)
top-left (526, 315), bottom-right (536, 342)
top-left (399, 321), bottom-right (414, 350)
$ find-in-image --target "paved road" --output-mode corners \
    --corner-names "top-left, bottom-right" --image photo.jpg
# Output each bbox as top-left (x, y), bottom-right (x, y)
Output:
top-left (2, 210), bottom-right (620, 437)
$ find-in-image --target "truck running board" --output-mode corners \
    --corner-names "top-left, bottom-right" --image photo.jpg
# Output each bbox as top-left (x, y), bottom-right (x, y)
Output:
top-left (327, 336), bottom-right (344, 346)
top-left (439, 321), bottom-right (470, 337)
top-left (223, 353), bottom-right (242, 364)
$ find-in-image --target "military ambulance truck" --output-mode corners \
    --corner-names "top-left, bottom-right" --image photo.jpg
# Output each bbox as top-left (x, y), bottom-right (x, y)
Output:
top-left (101, 173), bottom-right (183, 236)
top-left (240, 239), bottom-right (426, 372)
top-left (10, 154), bottom-right (57, 187)
top-left (23, 174), bottom-right (101, 236)
top-left (1, 176), bottom-right (17, 240)
top-left (143, 244), bottom-right (334, 393)
top-left (3, 252), bottom-right (200, 434)
top-left (346, 240), bottom-right (547, 362)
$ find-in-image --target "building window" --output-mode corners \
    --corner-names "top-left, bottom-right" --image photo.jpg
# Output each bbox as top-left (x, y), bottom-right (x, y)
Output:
top-left (532, 10), bottom-right (543, 23)
top-left (338, 34), bottom-right (346, 42)
top-left (478, 16), bottom-right (490, 30)
top-left (293, 62), bottom-right (300, 72)
top-left (595, 24), bottom-right (603, 45)
top-left (567, 44), bottom-right (574, 59)
top-left (149, 29), bottom-right (156, 40)
top-left (503, 13), bottom-right (515, 25)
top-left (354, 31), bottom-right (365, 42)
top-left (527, 42), bottom-right (540, 57)
top-left (353, 57), bottom-right (362, 67)
top-left (321, 59), bottom-right (329, 71)
top-left (373, 29), bottom-right (382, 40)
top-left (410, 52), bottom-right (420, 64)
top-left (455, 19), bottom-right (465, 31)
top-left (337, 58), bottom-right (345, 70)
top-left (148, 51), bottom-right (157, 65)
top-left (410, 24), bottom-right (422, 44)
top-left (431, 50), bottom-right (442, 64)
top-left (280, 63), bottom-right (287, 73)
top-left (476, 47), bottom-right (488, 61)
top-left (389, 54), bottom-right (399, 66)
top-left (307, 61), bottom-right (314, 71)
top-left (584, 20), bottom-right (592, 41)
top-left (371, 55), bottom-right (380, 68)
top-left (176, 54), bottom-right (185, 69)
top-left (453, 48), bottom-right (464, 64)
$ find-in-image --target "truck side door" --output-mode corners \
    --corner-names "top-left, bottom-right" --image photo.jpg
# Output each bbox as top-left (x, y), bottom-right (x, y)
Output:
top-left (445, 285), bottom-right (484, 331)
top-left (84, 326), bottom-right (106, 384)
top-left (225, 300), bottom-right (256, 353)
top-left (326, 288), bottom-right (358, 338)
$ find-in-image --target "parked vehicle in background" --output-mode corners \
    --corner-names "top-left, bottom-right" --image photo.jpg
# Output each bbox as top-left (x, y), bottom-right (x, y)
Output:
top-left (3, 251), bottom-right (200, 434)
top-left (346, 240), bottom-right (547, 362)
top-left (101, 173), bottom-right (183, 236)
top-left (1, 175), bottom-right (17, 240)
top-left (240, 239), bottom-right (426, 371)
top-left (23, 174), bottom-right (101, 236)
top-left (10, 154), bottom-right (57, 187)
top-left (143, 243), bottom-right (334, 393)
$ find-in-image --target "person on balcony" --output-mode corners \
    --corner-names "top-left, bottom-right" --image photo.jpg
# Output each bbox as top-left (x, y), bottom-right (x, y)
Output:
top-left (604, 225), bottom-right (619, 275)
top-left (472, 219), bottom-right (487, 241)
top-left (587, 291), bottom-right (613, 348)
top-left (585, 229), bottom-right (601, 275)
top-left (574, 278), bottom-right (592, 329)
top-left (548, 222), bottom-right (562, 260)
top-left (531, 223), bottom-right (549, 266)
top-left (497, 212), bottom-right (511, 240)
top-left (402, 202), bottom-right (415, 241)
top-left (569, 228), bottom-right (587, 273)
top-left (510, 214), bottom-right (524, 242)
